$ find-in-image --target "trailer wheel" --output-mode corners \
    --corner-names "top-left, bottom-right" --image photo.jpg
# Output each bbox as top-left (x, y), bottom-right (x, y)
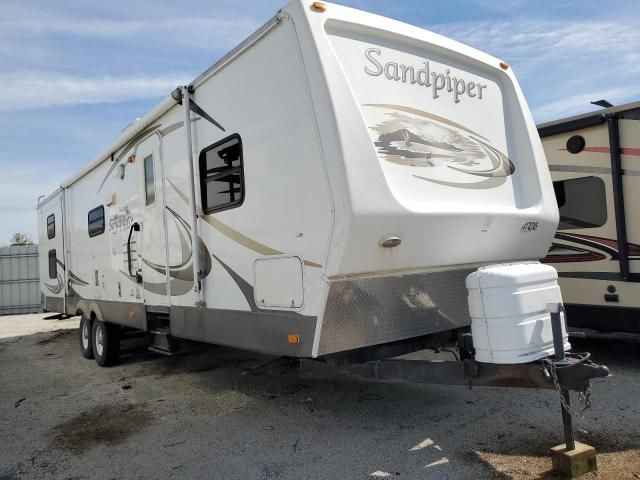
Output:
top-left (79, 315), bottom-right (94, 359)
top-left (92, 320), bottom-right (120, 367)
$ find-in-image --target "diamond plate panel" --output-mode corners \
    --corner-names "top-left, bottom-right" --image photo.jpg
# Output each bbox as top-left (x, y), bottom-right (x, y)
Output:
top-left (317, 268), bottom-right (474, 355)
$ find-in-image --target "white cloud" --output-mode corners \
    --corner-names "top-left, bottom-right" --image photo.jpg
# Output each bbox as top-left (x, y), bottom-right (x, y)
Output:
top-left (0, 166), bottom-right (63, 245)
top-left (433, 19), bottom-right (640, 64)
top-left (430, 19), bottom-right (640, 121)
top-left (0, 72), bottom-right (190, 111)
top-left (0, 11), bottom-right (259, 51)
top-left (0, 5), bottom-right (262, 110)
top-left (534, 85), bottom-right (640, 120)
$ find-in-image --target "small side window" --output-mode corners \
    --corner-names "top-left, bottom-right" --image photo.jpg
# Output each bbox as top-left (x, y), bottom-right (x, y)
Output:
top-left (88, 206), bottom-right (105, 237)
top-left (553, 176), bottom-right (607, 230)
top-left (144, 154), bottom-right (156, 205)
top-left (48, 249), bottom-right (57, 279)
top-left (199, 134), bottom-right (244, 214)
top-left (47, 214), bottom-right (55, 239)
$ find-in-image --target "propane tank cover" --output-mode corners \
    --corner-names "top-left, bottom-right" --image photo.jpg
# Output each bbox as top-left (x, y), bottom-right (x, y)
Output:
top-left (466, 262), bottom-right (570, 364)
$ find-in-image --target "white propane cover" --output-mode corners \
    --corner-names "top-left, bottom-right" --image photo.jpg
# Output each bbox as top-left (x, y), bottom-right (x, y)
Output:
top-left (466, 262), bottom-right (570, 364)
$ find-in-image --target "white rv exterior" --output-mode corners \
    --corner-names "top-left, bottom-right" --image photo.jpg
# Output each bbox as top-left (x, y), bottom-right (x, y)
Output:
top-left (37, 0), bottom-right (558, 362)
top-left (539, 101), bottom-right (640, 333)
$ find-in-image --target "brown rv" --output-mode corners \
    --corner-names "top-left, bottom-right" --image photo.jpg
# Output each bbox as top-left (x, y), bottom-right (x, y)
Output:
top-left (539, 101), bottom-right (640, 333)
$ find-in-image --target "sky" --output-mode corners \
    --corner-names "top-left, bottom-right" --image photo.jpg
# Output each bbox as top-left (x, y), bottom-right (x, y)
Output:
top-left (0, 0), bottom-right (638, 246)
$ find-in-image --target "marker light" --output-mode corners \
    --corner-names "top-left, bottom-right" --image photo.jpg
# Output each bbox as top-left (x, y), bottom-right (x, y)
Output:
top-left (499, 61), bottom-right (510, 70)
top-left (288, 334), bottom-right (300, 344)
top-left (312, 2), bottom-right (326, 12)
top-left (379, 234), bottom-right (402, 248)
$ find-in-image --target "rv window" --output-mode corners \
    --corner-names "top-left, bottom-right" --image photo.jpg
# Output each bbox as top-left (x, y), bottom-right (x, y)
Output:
top-left (554, 176), bottom-right (607, 230)
top-left (48, 249), bottom-right (57, 279)
top-left (88, 206), bottom-right (105, 237)
top-left (47, 214), bottom-right (55, 239)
top-left (199, 134), bottom-right (244, 214)
top-left (144, 154), bottom-right (156, 205)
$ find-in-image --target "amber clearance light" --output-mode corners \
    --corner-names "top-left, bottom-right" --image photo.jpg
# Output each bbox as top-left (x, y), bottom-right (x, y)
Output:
top-left (312, 2), bottom-right (327, 12)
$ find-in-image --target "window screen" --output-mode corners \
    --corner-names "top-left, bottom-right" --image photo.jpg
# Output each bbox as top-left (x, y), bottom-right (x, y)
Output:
top-left (554, 176), bottom-right (607, 230)
top-left (144, 154), bottom-right (155, 205)
top-left (88, 206), bottom-right (105, 237)
top-left (48, 249), bottom-right (57, 279)
top-left (47, 214), bottom-right (55, 239)
top-left (199, 134), bottom-right (244, 214)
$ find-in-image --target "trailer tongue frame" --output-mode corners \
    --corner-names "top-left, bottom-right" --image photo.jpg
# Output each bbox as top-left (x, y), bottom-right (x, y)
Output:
top-left (296, 302), bottom-right (609, 477)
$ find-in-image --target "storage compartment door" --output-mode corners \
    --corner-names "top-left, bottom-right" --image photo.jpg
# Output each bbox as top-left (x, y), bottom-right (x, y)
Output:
top-left (254, 256), bottom-right (304, 309)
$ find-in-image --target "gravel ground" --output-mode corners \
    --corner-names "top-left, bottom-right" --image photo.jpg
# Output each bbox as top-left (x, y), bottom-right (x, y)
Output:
top-left (0, 315), bottom-right (638, 480)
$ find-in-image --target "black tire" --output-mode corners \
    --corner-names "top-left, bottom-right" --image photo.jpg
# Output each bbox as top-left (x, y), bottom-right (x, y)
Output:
top-left (79, 315), bottom-right (94, 359)
top-left (92, 320), bottom-right (120, 367)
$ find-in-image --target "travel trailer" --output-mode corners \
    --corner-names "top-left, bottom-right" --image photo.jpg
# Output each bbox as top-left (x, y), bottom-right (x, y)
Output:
top-left (37, 0), bottom-right (560, 367)
top-left (539, 101), bottom-right (640, 334)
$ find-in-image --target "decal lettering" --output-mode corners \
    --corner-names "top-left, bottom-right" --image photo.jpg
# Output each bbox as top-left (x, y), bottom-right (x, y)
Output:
top-left (416, 63), bottom-right (430, 86)
top-left (109, 206), bottom-right (135, 233)
top-left (431, 72), bottom-right (445, 99)
top-left (521, 221), bottom-right (539, 233)
top-left (364, 48), bottom-right (383, 76)
top-left (385, 62), bottom-right (400, 81)
top-left (364, 48), bottom-right (488, 103)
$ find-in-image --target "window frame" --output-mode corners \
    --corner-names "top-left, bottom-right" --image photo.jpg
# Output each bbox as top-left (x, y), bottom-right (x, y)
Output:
top-left (199, 133), bottom-right (245, 215)
top-left (88, 205), bottom-right (106, 238)
top-left (48, 249), bottom-right (57, 279)
top-left (553, 176), bottom-right (608, 230)
top-left (143, 154), bottom-right (156, 206)
top-left (47, 214), bottom-right (55, 239)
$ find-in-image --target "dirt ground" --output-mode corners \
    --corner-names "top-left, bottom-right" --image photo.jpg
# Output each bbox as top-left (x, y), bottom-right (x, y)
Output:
top-left (0, 315), bottom-right (639, 479)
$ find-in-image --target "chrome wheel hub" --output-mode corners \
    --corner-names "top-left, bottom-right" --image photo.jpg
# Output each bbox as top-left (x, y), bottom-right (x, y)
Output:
top-left (82, 321), bottom-right (89, 349)
top-left (95, 326), bottom-right (104, 356)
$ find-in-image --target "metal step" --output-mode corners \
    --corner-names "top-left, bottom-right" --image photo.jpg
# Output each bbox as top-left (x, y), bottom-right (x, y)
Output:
top-left (148, 328), bottom-right (177, 356)
top-left (147, 305), bottom-right (170, 315)
top-left (148, 345), bottom-right (175, 356)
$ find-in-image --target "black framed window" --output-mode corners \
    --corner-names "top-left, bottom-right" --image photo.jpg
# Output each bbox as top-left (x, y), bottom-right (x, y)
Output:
top-left (47, 214), bottom-right (55, 239)
top-left (48, 249), bottom-right (57, 279)
top-left (553, 176), bottom-right (607, 230)
top-left (144, 154), bottom-right (156, 205)
top-left (88, 206), bottom-right (105, 237)
top-left (199, 134), bottom-right (244, 214)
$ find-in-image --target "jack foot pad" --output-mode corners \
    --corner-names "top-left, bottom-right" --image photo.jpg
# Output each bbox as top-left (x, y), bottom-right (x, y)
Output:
top-left (550, 441), bottom-right (597, 478)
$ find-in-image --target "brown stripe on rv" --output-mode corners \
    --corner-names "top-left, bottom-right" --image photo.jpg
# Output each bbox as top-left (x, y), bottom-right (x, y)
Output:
top-left (548, 164), bottom-right (640, 176)
top-left (582, 146), bottom-right (640, 156)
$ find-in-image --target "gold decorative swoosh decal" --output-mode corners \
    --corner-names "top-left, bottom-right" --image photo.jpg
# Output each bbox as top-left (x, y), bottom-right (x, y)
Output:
top-left (97, 119), bottom-right (202, 195)
top-left (413, 174), bottom-right (507, 189)
top-left (45, 260), bottom-right (88, 294)
top-left (364, 104), bottom-right (515, 189)
top-left (44, 274), bottom-right (63, 294)
top-left (363, 103), bottom-right (490, 141)
top-left (166, 178), bottom-right (321, 268)
top-left (142, 206), bottom-right (212, 281)
top-left (97, 123), bottom-right (162, 193)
